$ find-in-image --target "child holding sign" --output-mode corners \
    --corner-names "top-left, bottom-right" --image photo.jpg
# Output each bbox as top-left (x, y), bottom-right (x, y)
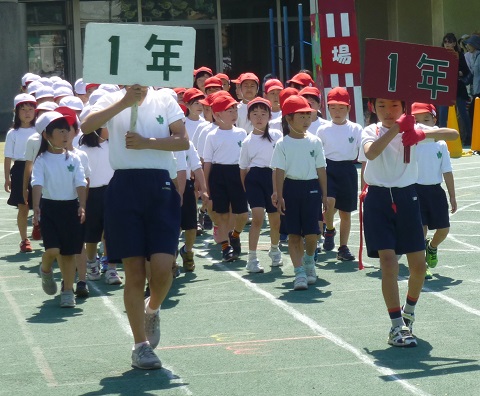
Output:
top-left (360, 98), bottom-right (458, 347)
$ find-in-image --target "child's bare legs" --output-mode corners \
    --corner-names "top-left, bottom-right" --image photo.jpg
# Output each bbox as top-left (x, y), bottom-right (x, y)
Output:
top-left (58, 255), bottom-right (77, 291)
top-left (85, 242), bottom-right (97, 262)
top-left (324, 197), bottom-right (336, 230)
top-left (339, 211), bottom-right (351, 246)
top-left (406, 251), bottom-right (426, 298)
top-left (304, 234), bottom-right (318, 256)
top-left (288, 234), bottom-right (304, 268)
top-left (248, 207), bottom-right (265, 251)
top-left (41, 248), bottom-right (59, 273)
top-left (76, 244), bottom-right (87, 282)
top-left (430, 227), bottom-right (449, 248)
top-left (184, 229), bottom-right (196, 251)
top-left (216, 212), bottom-right (230, 243)
top-left (379, 249), bottom-right (401, 310)
top-left (267, 212), bottom-right (280, 246)
top-left (17, 203), bottom-right (29, 241)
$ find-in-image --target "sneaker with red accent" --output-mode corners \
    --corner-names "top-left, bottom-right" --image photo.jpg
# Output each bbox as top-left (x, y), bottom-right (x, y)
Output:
top-left (20, 239), bottom-right (33, 253)
top-left (323, 228), bottom-right (336, 251)
top-left (32, 224), bottom-right (42, 240)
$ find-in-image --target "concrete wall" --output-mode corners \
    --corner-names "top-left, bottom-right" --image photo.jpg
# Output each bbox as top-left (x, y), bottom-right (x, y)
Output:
top-left (0, 1), bottom-right (27, 135)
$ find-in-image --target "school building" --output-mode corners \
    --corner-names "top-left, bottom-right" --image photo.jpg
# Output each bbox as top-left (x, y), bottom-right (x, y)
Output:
top-left (1, 0), bottom-right (480, 132)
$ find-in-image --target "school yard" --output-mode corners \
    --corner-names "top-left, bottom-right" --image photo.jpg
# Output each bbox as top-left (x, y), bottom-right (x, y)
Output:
top-left (1, 141), bottom-right (480, 396)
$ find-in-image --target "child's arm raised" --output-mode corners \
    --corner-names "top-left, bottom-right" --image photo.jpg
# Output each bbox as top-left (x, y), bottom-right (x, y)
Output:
top-left (363, 123), bottom-right (401, 160)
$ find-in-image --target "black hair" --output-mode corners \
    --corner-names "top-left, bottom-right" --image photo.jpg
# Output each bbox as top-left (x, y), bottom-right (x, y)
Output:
top-left (193, 71), bottom-right (213, 89)
top-left (12, 103), bottom-right (36, 129)
top-left (186, 96), bottom-right (205, 118)
top-left (368, 98), bottom-right (406, 113)
top-left (281, 115), bottom-right (291, 136)
top-left (441, 33), bottom-right (459, 52)
top-left (36, 118), bottom-right (70, 159)
top-left (298, 69), bottom-right (314, 77)
top-left (247, 102), bottom-right (273, 142)
top-left (79, 127), bottom-right (102, 148)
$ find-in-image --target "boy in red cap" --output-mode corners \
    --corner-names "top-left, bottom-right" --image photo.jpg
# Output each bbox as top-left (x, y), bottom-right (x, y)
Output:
top-left (317, 87), bottom-right (363, 261)
top-left (271, 95), bottom-right (328, 290)
top-left (286, 71), bottom-right (315, 90)
top-left (411, 102), bottom-right (457, 279)
top-left (359, 98), bottom-right (459, 347)
top-left (203, 93), bottom-right (249, 261)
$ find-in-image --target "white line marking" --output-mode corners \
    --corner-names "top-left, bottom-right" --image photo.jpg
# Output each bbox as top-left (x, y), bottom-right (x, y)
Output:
top-left (0, 279), bottom-right (58, 387)
top-left (0, 231), bottom-right (18, 240)
top-left (206, 258), bottom-right (431, 396)
top-left (87, 282), bottom-right (193, 395)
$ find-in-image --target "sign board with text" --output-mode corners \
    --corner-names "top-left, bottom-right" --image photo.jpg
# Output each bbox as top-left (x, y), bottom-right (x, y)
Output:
top-left (363, 39), bottom-right (458, 106)
top-left (83, 23), bottom-right (195, 88)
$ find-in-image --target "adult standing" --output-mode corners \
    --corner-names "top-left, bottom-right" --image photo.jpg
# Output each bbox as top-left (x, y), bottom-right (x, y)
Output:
top-left (437, 33), bottom-right (471, 146)
top-left (465, 34), bottom-right (480, 145)
top-left (81, 85), bottom-right (189, 369)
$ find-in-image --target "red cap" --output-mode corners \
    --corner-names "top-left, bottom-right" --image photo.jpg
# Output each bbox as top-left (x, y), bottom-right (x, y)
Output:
top-left (264, 79), bottom-right (284, 93)
top-left (204, 76), bottom-right (223, 90)
top-left (173, 87), bottom-right (187, 95)
top-left (183, 88), bottom-right (205, 103)
top-left (287, 72), bottom-right (315, 87)
top-left (247, 97), bottom-right (272, 111)
top-left (299, 86), bottom-right (321, 99)
top-left (85, 83), bottom-right (100, 92)
top-left (279, 87), bottom-right (299, 109)
top-left (55, 106), bottom-right (78, 125)
top-left (231, 74), bottom-right (243, 84)
top-left (211, 94), bottom-right (238, 113)
top-left (215, 73), bottom-right (230, 82)
top-left (239, 72), bottom-right (260, 84)
top-left (281, 95), bottom-right (314, 115)
top-left (327, 87), bottom-right (350, 106)
top-left (193, 66), bottom-right (213, 78)
top-left (199, 90), bottom-right (230, 106)
top-left (411, 102), bottom-right (437, 117)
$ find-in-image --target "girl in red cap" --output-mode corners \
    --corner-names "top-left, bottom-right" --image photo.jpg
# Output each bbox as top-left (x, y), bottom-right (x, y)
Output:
top-left (239, 97), bottom-right (284, 273)
top-left (271, 95), bottom-right (328, 290)
top-left (4, 94), bottom-right (38, 252)
top-left (193, 66), bottom-right (213, 94)
top-left (183, 88), bottom-right (205, 140)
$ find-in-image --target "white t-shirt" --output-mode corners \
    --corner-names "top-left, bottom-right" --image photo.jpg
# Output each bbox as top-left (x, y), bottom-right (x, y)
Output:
top-left (31, 151), bottom-right (87, 200)
top-left (271, 132), bottom-right (326, 180)
top-left (73, 131), bottom-right (83, 148)
top-left (174, 150), bottom-right (187, 172)
top-left (185, 117), bottom-right (204, 141)
top-left (203, 126), bottom-right (247, 164)
top-left (317, 120), bottom-right (363, 161)
top-left (239, 129), bottom-right (283, 169)
top-left (191, 120), bottom-right (210, 149)
top-left (91, 88), bottom-right (184, 170)
top-left (416, 138), bottom-right (452, 185)
top-left (359, 122), bottom-right (418, 188)
top-left (197, 123), bottom-right (218, 158)
top-left (24, 133), bottom-right (42, 162)
top-left (77, 141), bottom-right (114, 188)
top-left (308, 117), bottom-right (329, 135)
top-left (236, 101), bottom-right (253, 134)
top-left (4, 127), bottom-right (37, 160)
top-left (72, 147), bottom-right (91, 179)
top-left (185, 141), bottom-right (202, 179)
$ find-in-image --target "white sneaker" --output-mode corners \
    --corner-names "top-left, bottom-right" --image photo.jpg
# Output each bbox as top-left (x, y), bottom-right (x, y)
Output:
top-left (144, 297), bottom-right (161, 349)
top-left (304, 264), bottom-right (317, 285)
top-left (131, 343), bottom-right (162, 370)
top-left (86, 260), bottom-right (101, 281)
top-left (293, 272), bottom-right (308, 290)
top-left (246, 259), bottom-right (264, 273)
top-left (268, 249), bottom-right (283, 267)
top-left (388, 325), bottom-right (417, 347)
top-left (105, 269), bottom-right (122, 285)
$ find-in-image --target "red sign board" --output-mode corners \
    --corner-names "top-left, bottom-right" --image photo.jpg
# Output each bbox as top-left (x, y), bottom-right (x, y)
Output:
top-left (321, 36), bottom-right (361, 75)
top-left (363, 39), bottom-right (459, 106)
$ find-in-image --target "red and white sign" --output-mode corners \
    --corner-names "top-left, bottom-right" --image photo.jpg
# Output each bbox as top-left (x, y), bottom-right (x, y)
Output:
top-left (363, 39), bottom-right (459, 106)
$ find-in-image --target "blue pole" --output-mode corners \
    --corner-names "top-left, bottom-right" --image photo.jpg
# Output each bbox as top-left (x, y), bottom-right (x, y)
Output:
top-left (298, 3), bottom-right (305, 70)
top-left (283, 6), bottom-right (290, 80)
top-left (269, 8), bottom-right (276, 78)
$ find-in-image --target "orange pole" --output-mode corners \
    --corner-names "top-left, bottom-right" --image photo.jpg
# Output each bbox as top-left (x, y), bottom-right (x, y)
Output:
top-left (446, 105), bottom-right (463, 158)
top-left (471, 97), bottom-right (480, 151)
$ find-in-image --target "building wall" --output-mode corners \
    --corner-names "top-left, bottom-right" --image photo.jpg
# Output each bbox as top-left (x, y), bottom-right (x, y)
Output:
top-left (0, 1), bottom-right (27, 134)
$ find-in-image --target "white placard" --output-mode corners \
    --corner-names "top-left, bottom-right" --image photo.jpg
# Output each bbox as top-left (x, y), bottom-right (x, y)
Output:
top-left (83, 23), bottom-right (196, 88)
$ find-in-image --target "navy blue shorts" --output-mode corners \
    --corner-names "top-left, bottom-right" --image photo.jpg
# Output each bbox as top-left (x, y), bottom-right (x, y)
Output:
top-left (209, 164), bottom-right (248, 214)
top-left (245, 167), bottom-right (276, 213)
top-left (363, 185), bottom-right (425, 258)
top-left (181, 180), bottom-right (198, 230)
top-left (283, 178), bottom-right (321, 236)
top-left (415, 184), bottom-right (450, 230)
top-left (104, 169), bottom-right (181, 259)
top-left (40, 199), bottom-right (84, 255)
top-left (7, 161), bottom-right (32, 208)
top-left (326, 159), bottom-right (358, 212)
top-left (84, 185), bottom-right (107, 243)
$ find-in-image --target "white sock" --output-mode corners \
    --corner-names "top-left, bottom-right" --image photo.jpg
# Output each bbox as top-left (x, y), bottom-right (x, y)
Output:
top-left (248, 250), bottom-right (257, 260)
top-left (270, 244), bottom-right (279, 251)
top-left (145, 303), bottom-right (160, 315)
top-left (133, 341), bottom-right (149, 350)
